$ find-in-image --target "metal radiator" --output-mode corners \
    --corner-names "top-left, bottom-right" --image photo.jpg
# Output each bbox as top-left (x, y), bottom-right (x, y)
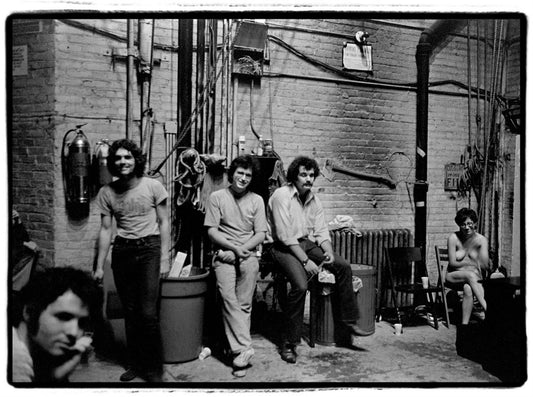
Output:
top-left (331, 228), bottom-right (414, 311)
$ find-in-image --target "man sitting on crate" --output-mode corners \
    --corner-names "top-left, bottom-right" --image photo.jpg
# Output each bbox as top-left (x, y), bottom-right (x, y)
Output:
top-left (267, 155), bottom-right (372, 364)
top-left (204, 155), bottom-right (268, 377)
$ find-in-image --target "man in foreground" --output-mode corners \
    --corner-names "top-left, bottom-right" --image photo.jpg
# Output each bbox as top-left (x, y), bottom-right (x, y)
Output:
top-left (11, 267), bottom-right (101, 383)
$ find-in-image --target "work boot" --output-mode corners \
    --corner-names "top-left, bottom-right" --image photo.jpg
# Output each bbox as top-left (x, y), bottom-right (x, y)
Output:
top-left (279, 343), bottom-right (296, 364)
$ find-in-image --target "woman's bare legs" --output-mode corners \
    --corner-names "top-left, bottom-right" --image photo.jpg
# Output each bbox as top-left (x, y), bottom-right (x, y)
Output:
top-left (460, 284), bottom-right (474, 324)
top-left (446, 270), bottom-right (487, 324)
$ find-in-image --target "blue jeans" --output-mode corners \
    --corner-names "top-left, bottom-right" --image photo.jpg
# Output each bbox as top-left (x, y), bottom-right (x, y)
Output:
top-left (112, 235), bottom-right (163, 375)
top-left (270, 239), bottom-right (359, 345)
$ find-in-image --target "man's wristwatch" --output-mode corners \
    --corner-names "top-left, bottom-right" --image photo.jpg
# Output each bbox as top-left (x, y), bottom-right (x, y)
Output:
top-left (301, 258), bottom-right (309, 267)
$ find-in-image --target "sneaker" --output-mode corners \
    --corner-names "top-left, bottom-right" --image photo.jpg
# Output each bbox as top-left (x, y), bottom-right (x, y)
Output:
top-left (119, 368), bottom-right (138, 382)
top-left (232, 368), bottom-right (247, 377)
top-left (232, 347), bottom-right (254, 368)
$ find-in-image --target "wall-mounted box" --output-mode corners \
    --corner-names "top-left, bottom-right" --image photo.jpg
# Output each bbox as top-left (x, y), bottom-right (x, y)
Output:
top-left (342, 42), bottom-right (372, 72)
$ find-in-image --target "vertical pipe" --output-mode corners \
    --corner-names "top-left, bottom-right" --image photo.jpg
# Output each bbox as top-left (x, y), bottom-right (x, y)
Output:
top-left (207, 19), bottom-right (218, 154)
top-left (219, 19), bottom-right (227, 156)
top-left (139, 19), bottom-right (154, 163)
top-left (178, 19), bottom-right (193, 148)
top-left (196, 19), bottom-right (206, 152)
top-left (126, 19), bottom-right (135, 140)
top-left (414, 40), bottom-right (431, 260)
top-left (226, 19), bottom-right (233, 157)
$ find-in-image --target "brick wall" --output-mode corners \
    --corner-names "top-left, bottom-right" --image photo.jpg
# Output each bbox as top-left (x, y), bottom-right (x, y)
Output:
top-left (9, 17), bottom-right (522, 278)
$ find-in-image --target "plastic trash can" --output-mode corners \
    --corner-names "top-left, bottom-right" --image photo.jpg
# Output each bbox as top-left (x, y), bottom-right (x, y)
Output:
top-left (351, 264), bottom-right (377, 334)
top-left (159, 267), bottom-right (210, 363)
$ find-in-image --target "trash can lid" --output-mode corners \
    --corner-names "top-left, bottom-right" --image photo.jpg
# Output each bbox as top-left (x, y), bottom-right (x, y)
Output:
top-left (350, 264), bottom-right (376, 274)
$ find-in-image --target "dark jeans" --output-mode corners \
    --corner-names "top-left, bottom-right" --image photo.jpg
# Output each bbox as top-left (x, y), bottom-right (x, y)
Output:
top-left (270, 239), bottom-right (359, 345)
top-left (112, 235), bottom-right (163, 375)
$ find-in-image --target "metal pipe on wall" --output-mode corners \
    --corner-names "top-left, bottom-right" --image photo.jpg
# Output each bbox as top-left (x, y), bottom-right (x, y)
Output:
top-left (139, 19), bottom-right (155, 164)
top-left (415, 19), bottom-right (466, 260)
top-left (207, 19), bottom-right (218, 154)
top-left (126, 19), bottom-right (135, 140)
top-left (178, 19), bottom-right (194, 148)
top-left (196, 19), bottom-right (206, 153)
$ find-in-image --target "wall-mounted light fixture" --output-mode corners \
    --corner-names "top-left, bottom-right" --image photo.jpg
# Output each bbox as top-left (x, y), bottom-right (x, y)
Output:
top-left (354, 31), bottom-right (370, 45)
top-left (343, 31), bottom-right (372, 72)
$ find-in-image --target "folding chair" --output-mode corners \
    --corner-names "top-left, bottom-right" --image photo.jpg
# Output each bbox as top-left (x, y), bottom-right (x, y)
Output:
top-left (385, 247), bottom-right (444, 329)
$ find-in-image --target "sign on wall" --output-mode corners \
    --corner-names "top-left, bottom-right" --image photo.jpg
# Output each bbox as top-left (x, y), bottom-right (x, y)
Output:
top-left (13, 45), bottom-right (28, 76)
top-left (342, 42), bottom-right (372, 72)
top-left (444, 163), bottom-right (464, 191)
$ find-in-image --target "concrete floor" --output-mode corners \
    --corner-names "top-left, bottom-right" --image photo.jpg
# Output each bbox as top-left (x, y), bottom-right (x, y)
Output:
top-left (69, 317), bottom-right (501, 387)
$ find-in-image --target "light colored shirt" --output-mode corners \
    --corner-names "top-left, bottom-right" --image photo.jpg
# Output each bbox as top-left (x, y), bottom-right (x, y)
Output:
top-left (268, 184), bottom-right (330, 247)
top-left (12, 327), bottom-right (34, 382)
top-left (95, 177), bottom-right (168, 239)
top-left (204, 188), bottom-right (268, 246)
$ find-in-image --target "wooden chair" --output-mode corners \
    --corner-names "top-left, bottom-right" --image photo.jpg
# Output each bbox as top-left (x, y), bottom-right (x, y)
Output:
top-left (384, 247), bottom-right (445, 329)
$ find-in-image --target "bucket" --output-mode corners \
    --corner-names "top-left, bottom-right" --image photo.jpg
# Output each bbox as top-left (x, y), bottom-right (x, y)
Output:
top-left (351, 264), bottom-right (377, 334)
top-left (159, 267), bottom-right (210, 363)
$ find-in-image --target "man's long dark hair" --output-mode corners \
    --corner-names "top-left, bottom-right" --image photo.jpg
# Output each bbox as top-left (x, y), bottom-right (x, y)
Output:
top-left (286, 156), bottom-right (320, 183)
top-left (107, 139), bottom-right (146, 177)
top-left (16, 267), bottom-right (102, 335)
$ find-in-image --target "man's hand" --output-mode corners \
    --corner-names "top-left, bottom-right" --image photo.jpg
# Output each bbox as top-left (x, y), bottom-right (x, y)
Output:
top-left (217, 250), bottom-right (237, 263)
top-left (52, 335), bottom-right (93, 381)
top-left (322, 251), bottom-right (335, 266)
top-left (234, 247), bottom-right (251, 260)
top-left (160, 258), bottom-right (171, 278)
top-left (304, 259), bottom-right (321, 278)
top-left (92, 269), bottom-right (104, 284)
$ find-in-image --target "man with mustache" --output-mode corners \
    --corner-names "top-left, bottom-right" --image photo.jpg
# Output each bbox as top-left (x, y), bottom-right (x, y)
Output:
top-left (11, 267), bottom-right (101, 383)
top-left (267, 156), bottom-right (371, 364)
top-left (204, 155), bottom-right (267, 377)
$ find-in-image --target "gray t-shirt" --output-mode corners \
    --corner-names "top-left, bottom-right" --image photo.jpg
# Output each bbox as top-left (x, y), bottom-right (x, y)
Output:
top-left (204, 188), bottom-right (267, 246)
top-left (95, 177), bottom-right (168, 239)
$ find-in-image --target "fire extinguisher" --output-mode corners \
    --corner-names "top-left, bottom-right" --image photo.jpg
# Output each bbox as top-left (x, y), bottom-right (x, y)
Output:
top-left (61, 124), bottom-right (91, 207)
top-left (93, 139), bottom-right (113, 191)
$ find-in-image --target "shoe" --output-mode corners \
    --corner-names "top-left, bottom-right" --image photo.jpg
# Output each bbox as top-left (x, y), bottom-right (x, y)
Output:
top-left (280, 345), bottom-right (296, 364)
top-left (349, 324), bottom-right (374, 337)
top-left (119, 368), bottom-right (138, 382)
top-left (142, 371), bottom-right (163, 383)
top-left (233, 347), bottom-right (254, 368)
top-left (232, 368), bottom-right (247, 378)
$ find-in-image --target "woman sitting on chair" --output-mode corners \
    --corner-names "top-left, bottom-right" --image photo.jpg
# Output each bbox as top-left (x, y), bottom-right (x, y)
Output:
top-left (446, 208), bottom-right (489, 325)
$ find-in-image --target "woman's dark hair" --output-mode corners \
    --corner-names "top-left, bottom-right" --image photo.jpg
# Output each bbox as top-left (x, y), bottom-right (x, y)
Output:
top-left (16, 267), bottom-right (102, 334)
top-left (455, 207), bottom-right (478, 226)
top-left (286, 156), bottom-right (320, 183)
top-left (107, 139), bottom-right (146, 177)
top-left (227, 155), bottom-right (258, 183)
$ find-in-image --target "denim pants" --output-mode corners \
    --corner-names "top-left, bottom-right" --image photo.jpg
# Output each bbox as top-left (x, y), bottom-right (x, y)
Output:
top-left (270, 239), bottom-right (359, 345)
top-left (213, 255), bottom-right (259, 354)
top-left (112, 235), bottom-right (163, 374)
